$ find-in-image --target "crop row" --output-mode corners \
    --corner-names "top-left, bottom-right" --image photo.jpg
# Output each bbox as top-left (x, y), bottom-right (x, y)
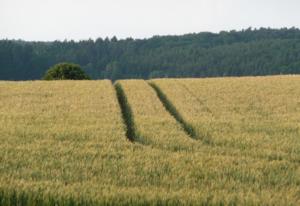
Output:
top-left (0, 77), bottom-right (299, 205)
top-left (150, 76), bottom-right (300, 161)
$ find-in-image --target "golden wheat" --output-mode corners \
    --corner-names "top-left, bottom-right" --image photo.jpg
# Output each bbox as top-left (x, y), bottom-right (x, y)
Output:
top-left (0, 77), bottom-right (299, 205)
top-left (150, 76), bottom-right (300, 160)
top-left (115, 79), bottom-right (195, 151)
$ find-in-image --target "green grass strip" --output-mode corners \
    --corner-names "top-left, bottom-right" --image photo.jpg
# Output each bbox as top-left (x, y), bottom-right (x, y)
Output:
top-left (114, 82), bottom-right (137, 142)
top-left (148, 82), bottom-right (198, 140)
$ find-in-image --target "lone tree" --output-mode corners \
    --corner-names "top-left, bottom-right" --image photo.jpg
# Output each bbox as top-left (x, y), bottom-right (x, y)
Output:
top-left (43, 63), bottom-right (90, 80)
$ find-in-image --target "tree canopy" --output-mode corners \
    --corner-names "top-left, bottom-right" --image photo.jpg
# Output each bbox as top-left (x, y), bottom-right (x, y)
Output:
top-left (43, 63), bottom-right (90, 80)
top-left (1, 27), bottom-right (300, 80)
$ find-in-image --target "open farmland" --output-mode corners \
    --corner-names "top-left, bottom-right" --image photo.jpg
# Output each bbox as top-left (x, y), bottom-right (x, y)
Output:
top-left (0, 76), bottom-right (300, 205)
top-left (115, 80), bottom-right (195, 151)
top-left (150, 77), bottom-right (300, 160)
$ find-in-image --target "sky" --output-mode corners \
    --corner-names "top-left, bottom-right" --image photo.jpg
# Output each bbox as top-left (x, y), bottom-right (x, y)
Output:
top-left (1, 0), bottom-right (300, 41)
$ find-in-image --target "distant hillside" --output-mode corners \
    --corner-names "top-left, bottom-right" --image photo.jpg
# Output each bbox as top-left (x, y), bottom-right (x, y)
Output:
top-left (1, 27), bottom-right (300, 80)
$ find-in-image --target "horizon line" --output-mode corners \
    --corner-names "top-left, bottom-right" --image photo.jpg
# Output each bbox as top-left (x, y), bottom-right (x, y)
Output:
top-left (1, 26), bottom-right (299, 43)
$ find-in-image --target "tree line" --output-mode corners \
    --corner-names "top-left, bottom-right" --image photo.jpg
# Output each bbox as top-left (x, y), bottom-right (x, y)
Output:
top-left (1, 27), bottom-right (300, 80)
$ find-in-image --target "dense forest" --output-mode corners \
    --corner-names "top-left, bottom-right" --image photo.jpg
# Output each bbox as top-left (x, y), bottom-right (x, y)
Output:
top-left (1, 27), bottom-right (300, 80)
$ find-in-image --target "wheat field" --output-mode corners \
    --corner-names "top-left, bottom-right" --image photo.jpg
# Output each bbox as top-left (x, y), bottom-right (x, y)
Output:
top-left (0, 76), bottom-right (299, 205)
top-left (150, 76), bottom-right (300, 160)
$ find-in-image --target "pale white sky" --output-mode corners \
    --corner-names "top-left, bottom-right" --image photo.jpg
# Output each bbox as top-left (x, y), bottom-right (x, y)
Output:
top-left (0, 0), bottom-right (300, 41)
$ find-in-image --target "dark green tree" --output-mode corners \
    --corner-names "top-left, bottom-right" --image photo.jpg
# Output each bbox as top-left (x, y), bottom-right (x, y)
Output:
top-left (2, 28), bottom-right (300, 80)
top-left (43, 63), bottom-right (90, 80)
